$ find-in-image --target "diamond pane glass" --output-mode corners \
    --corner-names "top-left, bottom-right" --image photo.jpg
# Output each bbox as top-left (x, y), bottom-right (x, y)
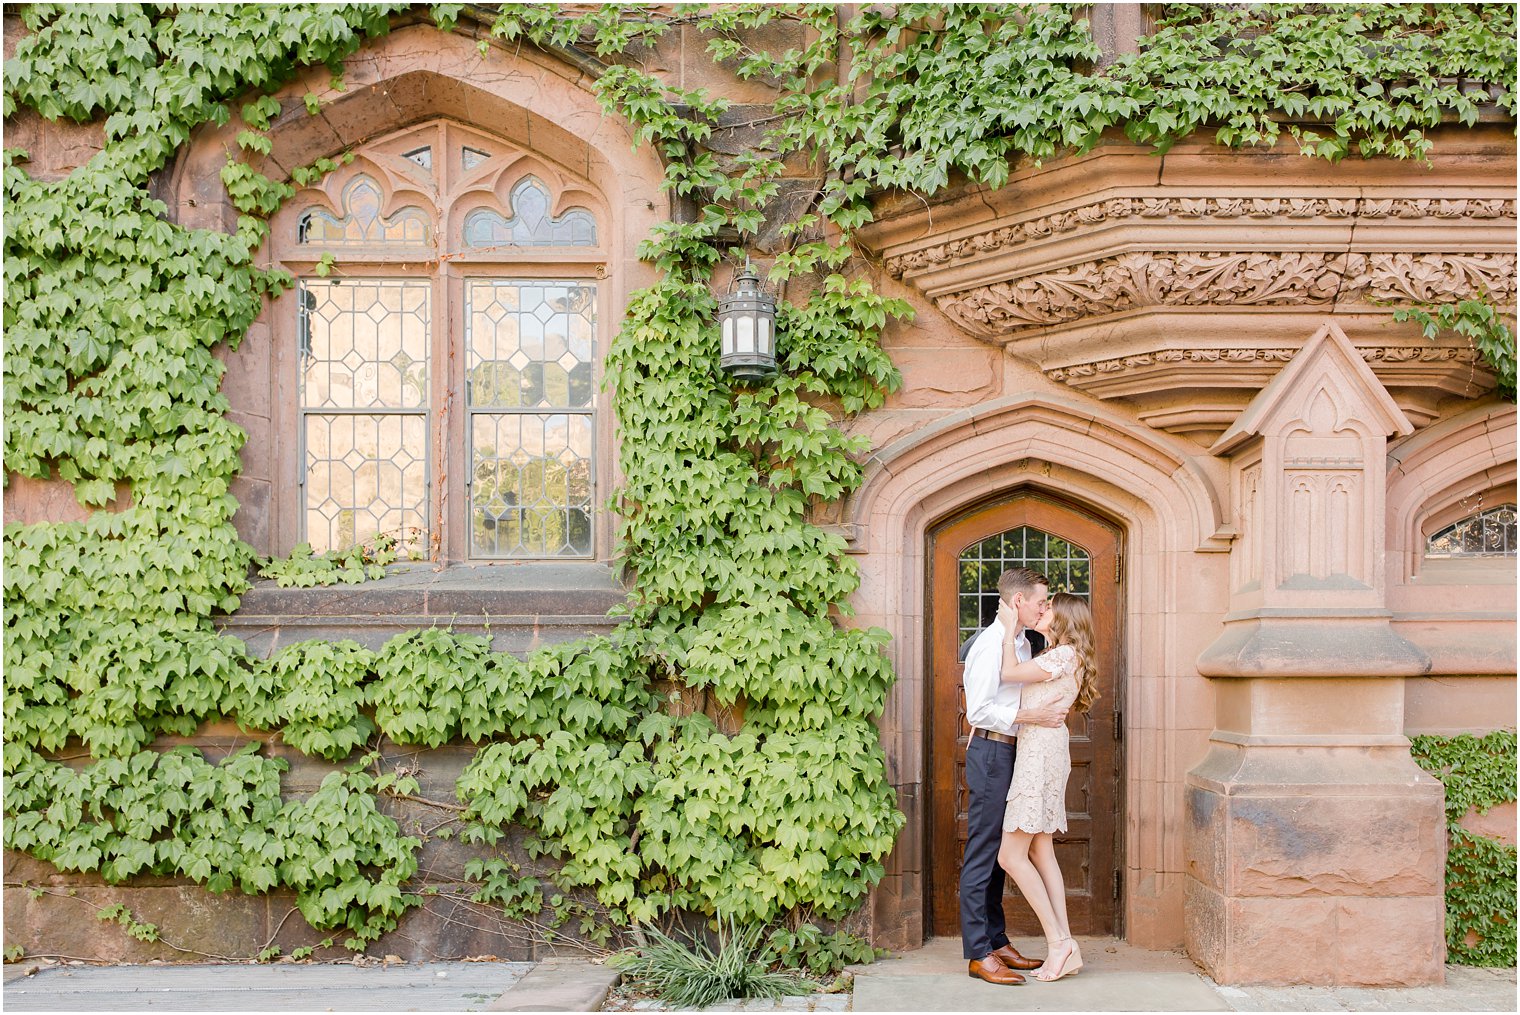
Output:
top-left (304, 413), bottom-right (428, 555)
top-left (1427, 504), bottom-right (1518, 557)
top-left (466, 281), bottom-right (595, 408)
top-left (470, 413), bottom-right (592, 557)
top-left (297, 175), bottom-right (431, 246)
top-left (462, 177), bottom-right (598, 248)
top-left (299, 280), bottom-right (430, 409)
top-left (956, 525), bottom-right (1092, 644)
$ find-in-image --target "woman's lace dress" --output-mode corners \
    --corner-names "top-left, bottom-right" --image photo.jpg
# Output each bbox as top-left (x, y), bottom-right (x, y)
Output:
top-left (1003, 644), bottom-right (1079, 834)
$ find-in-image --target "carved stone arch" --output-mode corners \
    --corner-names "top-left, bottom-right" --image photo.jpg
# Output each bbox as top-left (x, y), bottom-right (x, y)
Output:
top-left (1387, 402), bottom-right (1518, 578)
top-left (849, 392), bottom-right (1226, 554)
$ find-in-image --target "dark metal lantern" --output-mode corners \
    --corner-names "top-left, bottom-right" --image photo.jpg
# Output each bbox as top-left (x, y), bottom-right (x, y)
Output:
top-left (717, 263), bottom-right (777, 380)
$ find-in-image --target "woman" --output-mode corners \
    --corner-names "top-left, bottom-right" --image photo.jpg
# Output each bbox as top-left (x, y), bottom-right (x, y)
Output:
top-left (993, 592), bottom-right (1099, 982)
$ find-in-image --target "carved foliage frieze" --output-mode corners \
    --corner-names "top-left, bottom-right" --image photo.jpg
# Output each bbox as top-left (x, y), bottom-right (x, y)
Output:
top-left (939, 251), bottom-right (1518, 338)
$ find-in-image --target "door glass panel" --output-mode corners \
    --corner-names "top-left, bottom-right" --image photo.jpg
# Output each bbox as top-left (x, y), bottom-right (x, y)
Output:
top-left (956, 525), bottom-right (1091, 646)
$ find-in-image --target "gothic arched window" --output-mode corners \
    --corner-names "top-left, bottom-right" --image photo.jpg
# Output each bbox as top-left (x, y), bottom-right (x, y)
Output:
top-left (1426, 504), bottom-right (1518, 558)
top-left (277, 120), bottom-right (607, 562)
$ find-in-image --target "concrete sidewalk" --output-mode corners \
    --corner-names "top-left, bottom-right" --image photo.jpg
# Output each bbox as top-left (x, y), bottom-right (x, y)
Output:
top-left (4, 938), bottom-right (1516, 1012)
top-left (2, 960), bottom-right (536, 1012)
top-left (845, 937), bottom-right (1518, 1013)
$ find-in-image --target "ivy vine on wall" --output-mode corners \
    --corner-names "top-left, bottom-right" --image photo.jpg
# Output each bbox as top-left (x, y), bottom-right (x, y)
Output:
top-left (1410, 731), bottom-right (1518, 967)
top-left (3, 2), bottom-right (1516, 958)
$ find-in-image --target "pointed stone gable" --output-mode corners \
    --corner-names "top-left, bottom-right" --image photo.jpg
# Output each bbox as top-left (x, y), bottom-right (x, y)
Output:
top-left (1211, 322), bottom-right (1414, 457)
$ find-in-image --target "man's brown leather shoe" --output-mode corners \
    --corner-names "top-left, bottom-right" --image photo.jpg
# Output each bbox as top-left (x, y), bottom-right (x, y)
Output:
top-left (991, 944), bottom-right (1042, 971)
top-left (967, 957), bottom-right (1025, 985)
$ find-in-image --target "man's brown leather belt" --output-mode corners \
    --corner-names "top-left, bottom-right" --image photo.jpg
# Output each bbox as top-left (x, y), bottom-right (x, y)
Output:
top-left (971, 727), bottom-right (1016, 746)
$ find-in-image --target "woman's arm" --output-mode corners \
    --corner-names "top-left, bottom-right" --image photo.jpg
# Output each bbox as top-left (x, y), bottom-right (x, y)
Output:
top-left (1000, 655), bottom-right (1058, 684)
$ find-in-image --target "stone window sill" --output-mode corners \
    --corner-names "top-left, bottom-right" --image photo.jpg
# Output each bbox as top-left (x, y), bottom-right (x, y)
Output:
top-left (1411, 557), bottom-right (1517, 586)
top-left (219, 561), bottom-right (628, 621)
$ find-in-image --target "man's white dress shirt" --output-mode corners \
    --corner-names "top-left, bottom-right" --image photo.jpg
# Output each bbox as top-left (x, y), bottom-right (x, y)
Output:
top-left (963, 618), bottom-right (1033, 736)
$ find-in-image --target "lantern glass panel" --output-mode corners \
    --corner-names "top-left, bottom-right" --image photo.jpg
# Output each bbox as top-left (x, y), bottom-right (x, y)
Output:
top-left (737, 314), bottom-right (755, 353)
top-left (721, 315), bottom-right (735, 356)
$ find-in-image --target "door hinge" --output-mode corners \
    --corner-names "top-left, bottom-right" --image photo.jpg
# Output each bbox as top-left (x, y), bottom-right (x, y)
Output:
top-left (1113, 869), bottom-right (1122, 900)
top-left (1113, 708), bottom-right (1122, 742)
top-left (1114, 553), bottom-right (1122, 584)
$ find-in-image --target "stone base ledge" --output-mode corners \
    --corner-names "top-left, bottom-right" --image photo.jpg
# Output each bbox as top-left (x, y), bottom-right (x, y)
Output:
top-left (1184, 879), bottom-right (1446, 986)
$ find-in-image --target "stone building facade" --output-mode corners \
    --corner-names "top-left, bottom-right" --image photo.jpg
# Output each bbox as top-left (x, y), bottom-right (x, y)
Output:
top-left (5, 8), bottom-right (1515, 985)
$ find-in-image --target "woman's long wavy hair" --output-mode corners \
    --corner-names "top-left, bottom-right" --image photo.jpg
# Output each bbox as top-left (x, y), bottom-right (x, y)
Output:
top-left (1046, 592), bottom-right (1099, 713)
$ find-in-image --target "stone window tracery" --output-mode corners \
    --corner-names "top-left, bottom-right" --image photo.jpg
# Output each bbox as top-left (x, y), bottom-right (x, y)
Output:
top-left (297, 175), bottom-right (431, 246)
top-left (280, 119), bottom-right (606, 561)
top-left (463, 177), bottom-right (598, 249)
top-left (1426, 504), bottom-right (1518, 558)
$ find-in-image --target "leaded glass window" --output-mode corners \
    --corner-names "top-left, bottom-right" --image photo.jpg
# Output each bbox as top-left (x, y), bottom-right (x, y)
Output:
top-left (466, 280), bottom-right (595, 557)
top-left (1426, 504), bottom-right (1517, 558)
top-left (298, 279), bottom-right (431, 556)
top-left (463, 177), bottom-right (598, 248)
top-left (957, 527), bottom-right (1091, 644)
top-left (284, 120), bottom-right (605, 561)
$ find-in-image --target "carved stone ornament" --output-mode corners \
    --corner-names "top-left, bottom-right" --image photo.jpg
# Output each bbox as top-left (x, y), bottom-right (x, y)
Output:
top-left (938, 251), bottom-right (1518, 338)
top-left (857, 133), bottom-right (1517, 439)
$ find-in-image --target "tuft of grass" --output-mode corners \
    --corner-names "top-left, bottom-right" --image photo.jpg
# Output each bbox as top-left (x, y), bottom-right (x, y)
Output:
top-left (612, 918), bottom-right (813, 1009)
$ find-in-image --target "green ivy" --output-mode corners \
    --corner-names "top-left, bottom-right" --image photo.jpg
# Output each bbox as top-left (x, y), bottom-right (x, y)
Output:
top-left (255, 534), bottom-right (399, 588)
top-left (1410, 731), bottom-right (1518, 966)
top-left (762, 923), bottom-right (883, 977)
top-left (3, 2), bottom-right (1515, 959)
top-left (1394, 300), bottom-right (1517, 402)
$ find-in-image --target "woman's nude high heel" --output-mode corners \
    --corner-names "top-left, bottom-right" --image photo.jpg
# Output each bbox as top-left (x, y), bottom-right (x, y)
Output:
top-left (1034, 938), bottom-right (1083, 981)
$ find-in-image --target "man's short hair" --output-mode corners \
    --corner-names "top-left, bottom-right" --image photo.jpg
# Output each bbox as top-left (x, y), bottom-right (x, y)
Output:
top-left (997, 567), bottom-right (1050, 602)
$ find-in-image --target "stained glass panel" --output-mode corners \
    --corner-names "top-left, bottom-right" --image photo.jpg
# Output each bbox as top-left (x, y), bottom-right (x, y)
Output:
top-left (299, 278), bottom-right (431, 555)
top-left (465, 281), bottom-right (595, 409)
top-left (466, 280), bottom-right (596, 558)
top-left (1427, 504), bottom-right (1517, 557)
top-left (299, 280), bottom-right (430, 409)
top-left (470, 414), bottom-right (593, 557)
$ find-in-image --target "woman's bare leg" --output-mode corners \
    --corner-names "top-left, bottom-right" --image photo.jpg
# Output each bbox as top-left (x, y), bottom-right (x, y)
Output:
top-left (997, 830), bottom-right (1064, 952)
top-left (1030, 833), bottom-right (1071, 942)
top-left (1028, 832), bottom-right (1081, 978)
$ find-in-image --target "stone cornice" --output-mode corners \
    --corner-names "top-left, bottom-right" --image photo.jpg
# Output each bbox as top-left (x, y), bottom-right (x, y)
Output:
top-left (884, 196), bottom-right (1517, 280)
top-left (938, 250), bottom-right (1518, 338)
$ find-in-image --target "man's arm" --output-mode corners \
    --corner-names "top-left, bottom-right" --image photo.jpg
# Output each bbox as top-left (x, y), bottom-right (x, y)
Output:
top-left (1014, 703), bottom-right (1068, 728)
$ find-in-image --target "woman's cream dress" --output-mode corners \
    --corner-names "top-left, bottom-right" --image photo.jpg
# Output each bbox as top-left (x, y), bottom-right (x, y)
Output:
top-left (1003, 644), bottom-right (1079, 834)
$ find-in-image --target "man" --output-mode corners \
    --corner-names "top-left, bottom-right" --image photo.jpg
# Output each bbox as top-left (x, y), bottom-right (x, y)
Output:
top-left (959, 567), bottom-right (1070, 985)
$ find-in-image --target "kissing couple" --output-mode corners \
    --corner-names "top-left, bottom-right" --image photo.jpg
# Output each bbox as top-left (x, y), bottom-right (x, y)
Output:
top-left (959, 567), bottom-right (1100, 985)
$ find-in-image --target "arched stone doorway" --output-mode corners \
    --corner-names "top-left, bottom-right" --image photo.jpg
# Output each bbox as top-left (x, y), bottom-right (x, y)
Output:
top-left (846, 393), bottom-right (1223, 952)
top-left (926, 490), bottom-right (1124, 937)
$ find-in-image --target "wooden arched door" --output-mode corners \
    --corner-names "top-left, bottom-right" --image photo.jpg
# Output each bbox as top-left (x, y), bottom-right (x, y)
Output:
top-left (927, 491), bottom-right (1123, 937)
